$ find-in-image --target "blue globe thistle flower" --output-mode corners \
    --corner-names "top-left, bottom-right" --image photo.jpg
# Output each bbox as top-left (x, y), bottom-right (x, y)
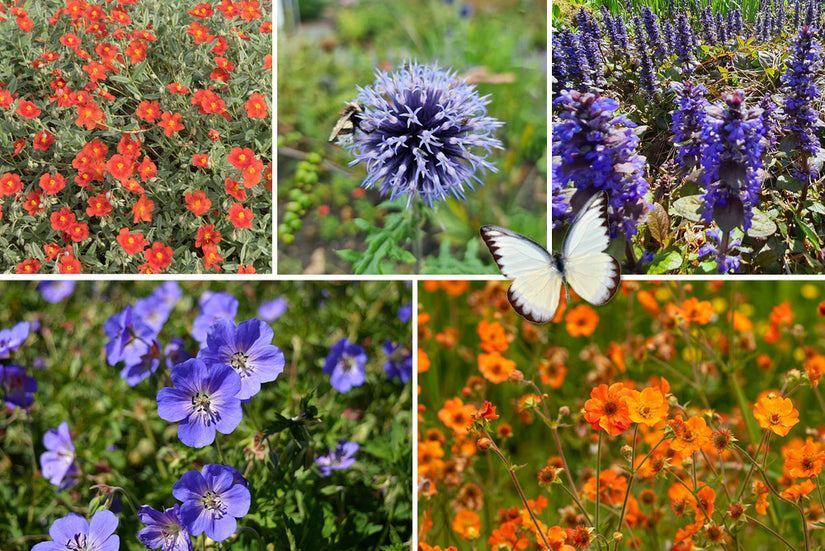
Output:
top-left (699, 228), bottom-right (743, 274)
top-left (349, 61), bottom-right (503, 208)
top-left (257, 298), bottom-right (287, 323)
top-left (32, 510), bottom-right (119, 551)
top-left (156, 359), bottom-right (243, 448)
top-left (0, 364), bottom-right (37, 408)
top-left (39, 421), bottom-right (80, 490)
top-left (172, 464), bottom-right (250, 542)
top-left (37, 281), bottom-right (76, 303)
top-left (137, 504), bottom-right (192, 551)
top-left (781, 25), bottom-right (822, 170)
top-left (0, 321), bottom-right (29, 358)
top-left (197, 319), bottom-right (285, 400)
top-left (323, 338), bottom-right (367, 393)
top-left (700, 90), bottom-right (766, 233)
top-left (316, 440), bottom-right (359, 476)
top-left (134, 282), bottom-right (182, 336)
top-left (191, 292), bottom-right (238, 344)
top-left (552, 89), bottom-right (649, 239)
top-left (671, 81), bottom-right (708, 170)
top-left (382, 341), bottom-right (412, 383)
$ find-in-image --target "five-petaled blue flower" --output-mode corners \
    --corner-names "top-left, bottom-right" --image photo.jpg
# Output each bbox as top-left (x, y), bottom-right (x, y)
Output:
top-left (382, 341), bottom-right (412, 383)
top-left (191, 292), bottom-right (238, 344)
top-left (156, 359), bottom-right (243, 448)
top-left (40, 421), bottom-right (80, 490)
top-left (316, 440), bottom-right (360, 476)
top-left (137, 504), bottom-right (192, 551)
top-left (172, 464), bottom-right (251, 542)
top-left (0, 321), bottom-right (29, 359)
top-left (323, 338), bottom-right (367, 393)
top-left (33, 510), bottom-right (119, 551)
top-left (0, 364), bottom-right (37, 408)
top-left (37, 281), bottom-right (76, 304)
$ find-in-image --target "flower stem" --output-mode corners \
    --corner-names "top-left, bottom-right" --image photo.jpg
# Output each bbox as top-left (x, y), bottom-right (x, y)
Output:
top-left (612, 425), bottom-right (638, 550)
top-left (595, 432), bottom-right (602, 536)
top-left (746, 515), bottom-right (800, 551)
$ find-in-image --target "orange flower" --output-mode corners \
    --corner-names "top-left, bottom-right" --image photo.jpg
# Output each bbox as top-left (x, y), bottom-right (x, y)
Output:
top-left (753, 480), bottom-right (770, 515)
top-left (728, 310), bottom-right (753, 332)
top-left (538, 359), bottom-right (567, 389)
top-left (117, 228), bottom-right (147, 255)
top-left (418, 349), bottom-right (430, 373)
top-left (769, 302), bottom-right (793, 327)
top-left (753, 394), bottom-right (799, 437)
top-left (418, 440), bottom-right (444, 479)
top-left (805, 354), bottom-right (825, 386)
top-left (132, 194), bottom-right (154, 223)
top-left (158, 111), bottom-right (184, 136)
top-left (478, 351), bottom-right (515, 384)
top-left (452, 510), bottom-right (481, 540)
top-left (228, 203), bottom-right (253, 229)
top-left (625, 387), bottom-right (669, 427)
top-left (582, 469), bottom-right (627, 505)
top-left (438, 398), bottom-right (476, 433)
top-left (441, 281), bottom-right (470, 295)
top-left (244, 92), bottom-right (268, 119)
top-left (473, 401), bottom-right (500, 421)
top-left (784, 440), bottom-right (825, 478)
top-left (780, 480), bottom-right (815, 500)
top-left (582, 383), bottom-right (631, 436)
top-left (185, 190), bottom-right (212, 216)
top-left (669, 415), bottom-right (712, 456)
top-left (477, 320), bottom-right (508, 353)
top-left (680, 297), bottom-right (714, 324)
top-left (565, 304), bottom-right (599, 337)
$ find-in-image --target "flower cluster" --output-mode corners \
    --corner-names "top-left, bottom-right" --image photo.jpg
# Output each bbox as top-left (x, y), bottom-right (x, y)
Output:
top-left (671, 81), bottom-right (708, 171)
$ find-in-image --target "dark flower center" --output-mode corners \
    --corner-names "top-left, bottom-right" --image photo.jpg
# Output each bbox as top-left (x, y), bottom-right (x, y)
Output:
top-left (769, 413), bottom-right (781, 425)
top-left (604, 401), bottom-right (619, 415)
top-left (231, 352), bottom-right (250, 376)
top-left (202, 490), bottom-right (227, 518)
top-left (802, 458), bottom-right (814, 470)
top-left (192, 392), bottom-right (213, 413)
top-left (64, 533), bottom-right (88, 551)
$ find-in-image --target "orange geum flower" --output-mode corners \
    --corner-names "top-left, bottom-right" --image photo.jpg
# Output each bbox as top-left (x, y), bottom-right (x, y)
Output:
top-left (418, 439), bottom-right (444, 479)
top-left (769, 301), bottom-right (793, 327)
top-left (626, 387), bottom-right (669, 427)
top-left (565, 304), bottom-right (599, 337)
top-left (669, 415), bottom-right (712, 456)
top-left (752, 480), bottom-right (770, 515)
top-left (728, 310), bottom-right (753, 332)
top-left (805, 354), bottom-right (825, 386)
top-left (582, 468), bottom-right (627, 505)
top-left (583, 383), bottom-right (631, 436)
top-left (418, 349), bottom-right (430, 373)
top-left (784, 440), bottom-right (825, 478)
top-left (753, 394), bottom-right (799, 437)
top-left (478, 351), bottom-right (516, 384)
top-left (680, 297), bottom-right (714, 324)
top-left (538, 358), bottom-right (567, 389)
top-left (780, 479), bottom-right (815, 501)
top-left (438, 397), bottom-right (476, 433)
top-left (477, 320), bottom-right (508, 353)
top-left (452, 510), bottom-right (481, 540)
top-left (132, 194), bottom-right (155, 223)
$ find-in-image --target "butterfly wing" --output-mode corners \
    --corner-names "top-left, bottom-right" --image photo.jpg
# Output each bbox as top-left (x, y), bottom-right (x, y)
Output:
top-left (480, 225), bottom-right (562, 324)
top-left (561, 192), bottom-right (621, 306)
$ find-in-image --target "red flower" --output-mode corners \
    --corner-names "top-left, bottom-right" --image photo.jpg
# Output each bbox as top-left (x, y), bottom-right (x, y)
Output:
top-left (214, 57), bottom-right (235, 72)
top-left (0, 90), bottom-right (16, 109)
top-left (244, 92), bottom-right (267, 119)
top-left (228, 203), bottom-right (253, 229)
top-left (144, 242), bottom-right (173, 271)
top-left (208, 129), bottom-right (220, 142)
top-left (106, 154), bottom-right (134, 181)
top-left (187, 3), bottom-right (215, 18)
top-left (227, 147), bottom-right (255, 170)
top-left (124, 39), bottom-right (147, 64)
top-left (137, 157), bottom-right (157, 182)
top-left (158, 111), bottom-right (184, 136)
top-left (202, 244), bottom-right (223, 272)
top-left (224, 178), bottom-right (247, 201)
top-left (16, 99), bottom-right (41, 119)
top-left (59, 33), bottom-right (82, 48)
top-left (135, 100), bottom-right (160, 122)
top-left (39, 172), bottom-right (66, 195)
top-left (75, 100), bottom-right (104, 130)
top-left (50, 208), bottom-right (76, 232)
top-left (191, 89), bottom-right (226, 116)
top-left (133, 194), bottom-right (155, 223)
top-left (22, 191), bottom-right (44, 216)
top-left (86, 193), bottom-right (113, 217)
top-left (117, 135), bottom-right (142, 161)
top-left (58, 253), bottom-right (82, 274)
top-left (0, 173), bottom-right (23, 196)
top-left (264, 54), bottom-right (272, 70)
top-left (166, 82), bottom-right (190, 95)
top-left (237, 265), bottom-right (257, 274)
top-left (67, 221), bottom-right (90, 242)
top-left (122, 178), bottom-right (145, 194)
top-left (196, 224), bottom-right (221, 248)
top-left (192, 153), bottom-right (209, 168)
top-left (185, 190), bottom-right (212, 215)
top-left (15, 259), bottom-right (41, 274)
top-left (186, 21), bottom-right (215, 44)
top-left (242, 158), bottom-right (264, 187)
top-left (117, 228), bottom-right (148, 255)
top-left (82, 61), bottom-right (108, 83)
top-left (240, 0), bottom-right (262, 21)
top-left (33, 130), bottom-right (55, 151)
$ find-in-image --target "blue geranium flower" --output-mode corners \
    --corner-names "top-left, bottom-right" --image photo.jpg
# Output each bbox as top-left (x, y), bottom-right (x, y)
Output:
top-left (137, 504), bottom-right (192, 551)
top-left (257, 298), bottom-right (287, 323)
top-left (39, 421), bottom-right (80, 490)
top-left (382, 341), bottom-right (412, 383)
top-left (37, 281), bottom-right (76, 303)
top-left (33, 510), bottom-right (119, 551)
top-left (0, 321), bottom-right (29, 359)
top-left (323, 338), bottom-right (367, 393)
top-left (0, 364), bottom-right (37, 408)
top-left (134, 282), bottom-right (182, 335)
top-left (316, 440), bottom-right (359, 476)
top-left (191, 292), bottom-right (238, 344)
top-left (172, 464), bottom-right (250, 542)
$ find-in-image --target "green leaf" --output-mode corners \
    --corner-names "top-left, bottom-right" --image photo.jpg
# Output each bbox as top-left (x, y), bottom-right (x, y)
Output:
top-left (646, 249), bottom-right (683, 274)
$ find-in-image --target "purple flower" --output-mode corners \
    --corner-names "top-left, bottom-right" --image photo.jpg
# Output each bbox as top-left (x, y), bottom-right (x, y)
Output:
top-left (38, 281), bottom-right (76, 303)
top-left (104, 305), bottom-right (153, 367)
top-left (674, 13), bottom-right (696, 73)
top-left (119, 340), bottom-right (162, 387)
top-left (164, 338), bottom-right (192, 370)
top-left (191, 292), bottom-right (238, 344)
top-left (137, 504), bottom-right (192, 551)
top-left (574, 8), bottom-right (604, 85)
top-left (172, 464), bottom-right (250, 542)
top-left (134, 282), bottom-right (182, 336)
top-left (397, 303), bottom-right (412, 323)
top-left (32, 510), bottom-right (119, 551)
top-left (553, 28), bottom-right (591, 91)
top-left (197, 319), bottom-right (285, 400)
top-left (0, 364), bottom-right (36, 408)
top-left (640, 6), bottom-right (667, 60)
top-left (636, 28), bottom-right (658, 97)
top-left (323, 338), bottom-right (367, 393)
top-left (382, 341), bottom-right (412, 383)
top-left (257, 298), bottom-right (288, 323)
top-left (316, 440), bottom-right (359, 476)
top-left (39, 421), bottom-right (80, 490)
top-left (0, 321), bottom-right (29, 359)
top-left (349, 61), bottom-right (503, 208)
top-left (699, 228), bottom-right (742, 274)
top-left (156, 359), bottom-right (242, 448)
top-left (671, 81), bottom-right (708, 171)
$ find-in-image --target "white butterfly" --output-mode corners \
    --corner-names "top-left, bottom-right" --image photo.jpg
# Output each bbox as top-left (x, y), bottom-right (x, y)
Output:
top-left (480, 191), bottom-right (621, 324)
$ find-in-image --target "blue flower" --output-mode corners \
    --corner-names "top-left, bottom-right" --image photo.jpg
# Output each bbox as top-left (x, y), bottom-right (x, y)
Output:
top-left (0, 321), bottom-right (29, 359)
top-left (197, 319), bottom-right (285, 400)
top-left (397, 302), bottom-right (412, 323)
top-left (172, 464), bottom-right (250, 542)
top-left (257, 298), bottom-right (288, 323)
top-left (323, 338), bottom-right (367, 393)
top-left (103, 305), bottom-right (152, 366)
top-left (191, 292), bottom-right (238, 344)
top-left (0, 364), bottom-right (36, 408)
top-left (37, 281), bottom-right (76, 303)
top-left (382, 341), bottom-right (412, 383)
top-left (671, 81), bottom-right (708, 170)
top-left (119, 340), bottom-right (162, 387)
top-left (164, 338), bottom-right (192, 370)
top-left (156, 359), bottom-right (242, 448)
top-left (134, 282), bottom-right (182, 336)
top-left (349, 61), bottom-right (503, 207)
top-left (699, 228), bottom-right (743, 274)
top-left (32, 510), bottom-right (119, 551)
top-left (137, 504), bottom-right (192, 551)
top-left (316, 440), bottom-right (359, 476)
top-left (39, 421), bottom-right (80, 490)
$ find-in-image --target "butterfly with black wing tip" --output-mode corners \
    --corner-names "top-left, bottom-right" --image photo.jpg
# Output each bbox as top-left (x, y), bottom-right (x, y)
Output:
top-left (480, 191), bottom-right (622, 324)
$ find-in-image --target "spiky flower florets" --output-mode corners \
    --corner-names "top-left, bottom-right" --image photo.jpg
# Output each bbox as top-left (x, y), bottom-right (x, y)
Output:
top-left (349, 62), bottom-right (503, 208)
top-left (781, 25), bottom-right (822, 167)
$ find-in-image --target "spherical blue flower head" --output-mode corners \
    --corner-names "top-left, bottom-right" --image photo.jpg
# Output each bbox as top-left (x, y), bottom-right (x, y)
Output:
top-left (164, 338), bottom-right (192, 370)
top-left (699, 91), bottom-right (766, 233)
top-left (137, 504), bottom-right (192, 551)
top-left (349, 61), bottom-right (503, 208)
top-left (172, 464), bottom-right (250, 542)
top-left (675, 13), bottom-right (697, 73)
top-left (191, 292), bottom-right (239, 344)
top-left (197, 318), bottom-right (285, 401)
top-left (257, 298), bottom-right (288, 323)
top-left (134, 282), bottom-right (182, 336)
top-left (698, 228), bottom-right (743, 274)
top-left (0, 321), bottom-right (29, 359)
top-left (0, 364), bottom-right (37, 408)
top-left (323, 338), bottom-right (367, 393)
top-left (316, 440), bottom-right (359, 476)
top-left (671, 81), bottom-right (708, 170)
top-left (37, 281), bottom-right (76, 304)
top-left (39, 421), bottom-right (80, 490)
top-left (157, 359), bottom-right (243, 448)
top-left (32, 510), bottom-right (119, 551)
top-left (552, 89), bottom-right (649, 240)
top-left (781, 25), bottom-right (822, 174)
top-left (382, 341), bottom-right (412, 383)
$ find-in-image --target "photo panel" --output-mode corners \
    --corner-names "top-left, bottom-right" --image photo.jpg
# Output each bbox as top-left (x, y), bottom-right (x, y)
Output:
top-left (1, 280), bottom-right (412, 549)
top-left (0, 2), bottom-right (272, 274)
top-left (418, 279), bottom-right (825, 549)
top-left (277, 0), bottom-right (547, 275)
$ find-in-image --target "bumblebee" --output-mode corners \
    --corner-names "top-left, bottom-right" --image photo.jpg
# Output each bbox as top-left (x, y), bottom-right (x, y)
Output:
top-left (329, 102), bottom-right (367, 145)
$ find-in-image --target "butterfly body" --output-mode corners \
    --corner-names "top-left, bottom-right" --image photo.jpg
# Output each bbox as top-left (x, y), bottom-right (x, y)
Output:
top-left (480, 191), bottom-right (620, 324)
